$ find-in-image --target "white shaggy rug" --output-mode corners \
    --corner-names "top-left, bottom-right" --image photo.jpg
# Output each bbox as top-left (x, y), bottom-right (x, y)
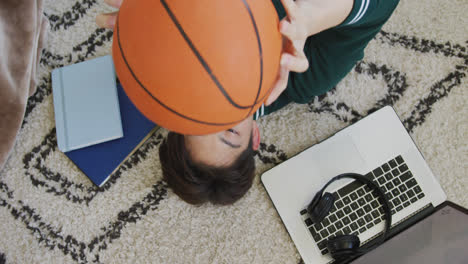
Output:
top-left (0, 0), bottom-right (467, 263)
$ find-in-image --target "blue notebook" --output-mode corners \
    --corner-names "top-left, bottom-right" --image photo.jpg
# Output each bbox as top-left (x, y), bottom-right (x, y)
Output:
top-left (65, 84), bottom-right (158, 187)
top-left (51, 55), bottom-right (123, 152)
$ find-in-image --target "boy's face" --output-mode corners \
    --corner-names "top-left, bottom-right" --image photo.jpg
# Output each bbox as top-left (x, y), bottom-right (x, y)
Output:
top-left (184, 117), bottom-right (260, 167)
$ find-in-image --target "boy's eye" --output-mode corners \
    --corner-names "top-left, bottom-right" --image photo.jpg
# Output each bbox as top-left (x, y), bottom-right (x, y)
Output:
top-left (227, 129), bottom-right (239, 135)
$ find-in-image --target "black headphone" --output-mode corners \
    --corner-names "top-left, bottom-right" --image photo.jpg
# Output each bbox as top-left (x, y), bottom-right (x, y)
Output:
top-left (307, 173), bottom-right (392, 263)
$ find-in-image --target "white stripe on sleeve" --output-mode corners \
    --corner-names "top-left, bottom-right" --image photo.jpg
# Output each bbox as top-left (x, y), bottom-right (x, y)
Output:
top-left (351, 0), bottom-right (370, 25)
top-left (347, 0), bottom-right (368, 25)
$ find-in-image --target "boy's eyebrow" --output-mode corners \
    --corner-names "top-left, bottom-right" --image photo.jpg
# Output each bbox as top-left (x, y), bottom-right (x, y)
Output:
top-left (220, 137), bottom-right (241, 149)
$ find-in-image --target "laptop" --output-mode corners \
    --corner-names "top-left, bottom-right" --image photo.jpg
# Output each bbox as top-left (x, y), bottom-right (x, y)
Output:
top-left (352, 201), bottom-right (468, 264)
top-left (261, 106), bottom-right (447, 264)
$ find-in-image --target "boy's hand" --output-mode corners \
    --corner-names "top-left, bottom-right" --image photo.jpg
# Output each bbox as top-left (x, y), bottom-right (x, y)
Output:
top-left (96, 0), bottom-right (310, 106)
top-left (96, 0), bottom-right (350, 107)
top-left (95, 0), bottom-right (123, 29)
top-left (265, 0), bottom-right (310, 106)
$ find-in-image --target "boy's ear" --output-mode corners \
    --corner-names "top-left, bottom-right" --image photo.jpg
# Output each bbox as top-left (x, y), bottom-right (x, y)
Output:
top-left (252, 121), bottom-right (260, 151)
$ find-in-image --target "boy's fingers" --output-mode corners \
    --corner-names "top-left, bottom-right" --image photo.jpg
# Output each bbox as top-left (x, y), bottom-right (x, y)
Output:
top-left (266, 66), bottom-right (289, 106)
top-left (104, 0), bottom-right (123, 9)
top-left (281, 53), bottom-right (309, 73)
top-left (96, 12), bottom-right (118, 29)
top-left (280, 20), bottom-right (298, 41)
top-left (280, 0), bottom-right (298, 18)
top-left (280, 19), bottom-right (308, 44)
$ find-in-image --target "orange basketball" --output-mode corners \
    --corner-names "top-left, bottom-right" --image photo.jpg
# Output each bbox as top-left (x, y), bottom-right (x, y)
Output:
top-left (113, 0), bottom-right (282, 135)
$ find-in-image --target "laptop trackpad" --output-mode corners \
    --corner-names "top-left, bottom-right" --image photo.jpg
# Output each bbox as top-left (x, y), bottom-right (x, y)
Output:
top-left (261, 134), bottom-right (368, 207)
top-left (309, 134), bottom-right (367, 182)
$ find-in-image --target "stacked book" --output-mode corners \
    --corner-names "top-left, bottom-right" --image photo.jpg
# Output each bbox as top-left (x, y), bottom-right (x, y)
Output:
top-left (51, 55), bottom-right (157, 187)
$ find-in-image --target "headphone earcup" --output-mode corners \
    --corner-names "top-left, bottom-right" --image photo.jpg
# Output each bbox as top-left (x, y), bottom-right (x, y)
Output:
top-left (307, 192), bottom-right (321, 215)
top-left (327, 235), bottom-right (361, 261)
top-left (307, 192), bottom-right (335, 224)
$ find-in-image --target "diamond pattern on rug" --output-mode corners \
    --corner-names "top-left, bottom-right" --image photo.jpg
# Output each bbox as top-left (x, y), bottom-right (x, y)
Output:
top-left (0, 1), bottom-right (466, 263)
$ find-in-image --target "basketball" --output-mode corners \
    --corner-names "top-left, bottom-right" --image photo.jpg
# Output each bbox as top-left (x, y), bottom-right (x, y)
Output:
top-left (113, 0), bottom-right (282, 135)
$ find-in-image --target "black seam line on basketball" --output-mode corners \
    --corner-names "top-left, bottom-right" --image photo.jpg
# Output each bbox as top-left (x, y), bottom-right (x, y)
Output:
top-left (160, 0), bottom-right (263, 110)
top-left (240, 0), bottom-right (264, 117)
top-left (116, 13), bottom-right (245, 127)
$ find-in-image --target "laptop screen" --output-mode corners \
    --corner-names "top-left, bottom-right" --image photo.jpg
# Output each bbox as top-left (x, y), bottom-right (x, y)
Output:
top-left (352, 202), bottom-right (468, 264)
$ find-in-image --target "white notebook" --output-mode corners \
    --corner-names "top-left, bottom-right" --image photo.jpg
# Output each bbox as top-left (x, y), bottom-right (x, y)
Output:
top-left (51, 55), bottom-right (123, 152)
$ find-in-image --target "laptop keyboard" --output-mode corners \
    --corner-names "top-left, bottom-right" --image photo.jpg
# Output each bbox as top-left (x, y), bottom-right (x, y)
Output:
top-left (300, 155), bottom-right (425, 255)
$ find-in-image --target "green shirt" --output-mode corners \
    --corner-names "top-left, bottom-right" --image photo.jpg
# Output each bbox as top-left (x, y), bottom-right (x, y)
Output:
top-left (254, 0), bottom-right (399, 120)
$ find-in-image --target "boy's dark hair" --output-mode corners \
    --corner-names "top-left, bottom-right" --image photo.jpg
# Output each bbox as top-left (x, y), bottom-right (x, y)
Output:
top-left (159, 132), bottom-right (256, 205)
